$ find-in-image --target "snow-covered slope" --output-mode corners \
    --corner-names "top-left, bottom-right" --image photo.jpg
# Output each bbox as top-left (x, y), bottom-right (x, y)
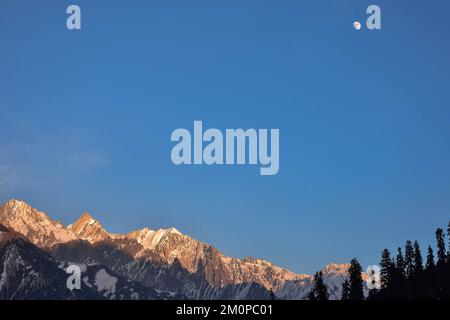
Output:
top-left (127, 227), bottom-right (182, 250)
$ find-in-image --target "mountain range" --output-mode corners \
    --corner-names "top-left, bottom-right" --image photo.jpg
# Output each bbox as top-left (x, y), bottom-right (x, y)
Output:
top-left (0, 199), bottom-right (358, 300)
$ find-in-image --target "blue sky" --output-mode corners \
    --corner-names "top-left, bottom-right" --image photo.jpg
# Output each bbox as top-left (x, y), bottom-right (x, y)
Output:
top-left (1, 0), bottom-right (450, 274)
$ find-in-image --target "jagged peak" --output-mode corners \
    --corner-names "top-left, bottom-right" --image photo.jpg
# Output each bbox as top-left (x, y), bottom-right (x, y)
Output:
top-left (68, 211), bottom-right (110, 243)
top-left (1, 199), bottom-right (53, 223)
top-left (5, 199), bottom-right (29, 206)
top-left (70, 212), bottom-right (100, 229)
top-left (1, 199), bottom-right (317, 293)
top-left (2, 199), bottom-right (33, 212)
top-left (80, 211), bottom-right (94, 221)
top-left (0, 199), bottom-right (77, 247)
top-left (320, 263), bottom-right (350, 274)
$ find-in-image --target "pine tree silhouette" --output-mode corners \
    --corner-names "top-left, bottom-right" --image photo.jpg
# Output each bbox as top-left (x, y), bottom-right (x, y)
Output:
top-left (341, 278), bottom-right (350, 300)
top-left (380, 249), bottom-right (394, 291)
top-left (403, 240), bottom-right (414, 298)
top-left (436, 228), bottom-right (446, 268)
top-left (425, 246), bottom-right (436, 272)
top-left (435, 228), bottom-right (447, 299)
top-left (373, 223), bottom-right (450, 300)
top-left (394, 247), bottom-right (408, 298)
top-left (377, 248), bottom-right (409, 299)
top-left (413, 241), bottom-right (423, 272)
top-left (396, 247), bottom-right (405, 275)
top-left (425, 245), bottom-right (437, 299)
top-left (312, 271), bottom-right (329, 301)
top-left (348, 258), bottom-right (364, 300)
top-left (404, 241), bottom-right (414, 280)
top-left (411, 241), bottom-right (426, 299)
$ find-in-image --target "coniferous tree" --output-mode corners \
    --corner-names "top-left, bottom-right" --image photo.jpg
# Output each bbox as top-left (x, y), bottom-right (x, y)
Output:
top-left (372, 224), bottom-right (450, 300)
top-left (403, 240), bottom-right (415, 298)
top-left (435, 228), bottom-right (447, 299)
top-left (312, 271), bottom-right (329, 301)
top-left (379, 249), bottom-right (395, 298)
top-left (411, 241), bottom-right (426, 299)
top-left (348, 258), bottom-right (364, 300)
top-left (307, 271), bottom-right (329, 300)
top-left (436, 228), bottom-right (446, 268)
top-left (380, 250), bottom-right (393, 287)
top-left (394, 247), bottom-right (408, 299)
top-left (425, 245), bottom-right (436, 299)
top-left (404, 241), bottom-right (414, 280)
top-left (341, 279), bottom-right (350, 300)
top-left (396, 247), bottom-right (405, 275)
top-left (413, 241), bottom-right (423, 272)
top-left (426, 246), bottom-right (436, 272)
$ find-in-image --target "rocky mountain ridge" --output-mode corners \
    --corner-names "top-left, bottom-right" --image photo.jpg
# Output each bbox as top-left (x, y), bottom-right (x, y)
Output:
top-left (0, 199), bottom-right (356, 299)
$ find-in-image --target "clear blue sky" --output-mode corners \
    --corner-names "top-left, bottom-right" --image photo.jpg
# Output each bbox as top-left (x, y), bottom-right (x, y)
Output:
top-left (1, 0), bottom-right (450, 274)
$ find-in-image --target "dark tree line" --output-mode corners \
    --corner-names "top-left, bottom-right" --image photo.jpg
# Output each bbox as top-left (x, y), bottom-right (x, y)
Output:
top-left (368, 222), bottom-right (450, 300)
top-left (308, 221), bottom-right (450, 300)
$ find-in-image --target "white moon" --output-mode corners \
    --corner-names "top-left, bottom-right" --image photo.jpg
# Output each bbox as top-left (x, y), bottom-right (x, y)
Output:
top-left (353, 21), bottom-right (362, 30)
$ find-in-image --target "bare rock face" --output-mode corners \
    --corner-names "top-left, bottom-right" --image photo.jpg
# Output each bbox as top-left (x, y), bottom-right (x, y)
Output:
top-left (0, 199), bottom-right (355, 300)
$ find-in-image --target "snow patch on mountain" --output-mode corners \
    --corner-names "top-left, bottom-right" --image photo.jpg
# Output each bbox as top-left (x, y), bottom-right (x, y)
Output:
top-left (127, 227), bottom-right (182, 250)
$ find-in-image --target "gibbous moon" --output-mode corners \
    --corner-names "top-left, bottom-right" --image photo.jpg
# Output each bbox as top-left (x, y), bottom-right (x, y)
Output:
top-left (353, 21), bottom-right (362, 30)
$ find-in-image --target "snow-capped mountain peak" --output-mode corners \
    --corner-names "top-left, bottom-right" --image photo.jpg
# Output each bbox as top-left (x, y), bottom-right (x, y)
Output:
top-left (0, 199), bottom-right (77, 247)
top-left (68, 212), bottom-right (109, 243)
